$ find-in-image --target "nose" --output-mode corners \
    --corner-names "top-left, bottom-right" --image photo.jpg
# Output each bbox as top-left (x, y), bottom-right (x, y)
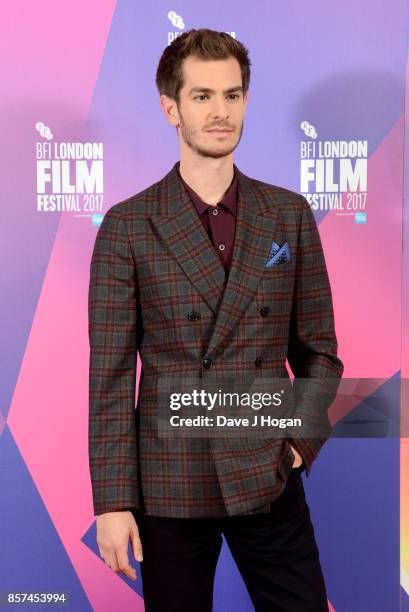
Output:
top-left (209, 95), bottom-right (230, 121)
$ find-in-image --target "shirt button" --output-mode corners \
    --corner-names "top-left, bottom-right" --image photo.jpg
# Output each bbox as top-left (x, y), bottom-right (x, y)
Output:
top-left (218, 244), bottom-right (225, 251)
top-left (255, 356), bottom-right (264, 367)
top-left (212, 208), bottom-right (219, 216)
top-left (260, 306), bottom-right (270, 317)
top-left (202, 357), bottom-right (213, 369)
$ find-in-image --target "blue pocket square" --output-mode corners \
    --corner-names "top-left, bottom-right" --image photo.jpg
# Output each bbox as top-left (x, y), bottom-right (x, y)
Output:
top-left (265, 241), bottom-right (291, 267)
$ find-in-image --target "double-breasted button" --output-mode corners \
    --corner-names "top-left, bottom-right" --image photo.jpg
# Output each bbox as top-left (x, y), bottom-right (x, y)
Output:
top-left (255, 356), bottom-right (264, 367)
top-left (186, 310), bottom-right (201, 321)
top-left (202, 357), bottom-right (213, 369)
top-left (260, 306), bottom-right (270, 317)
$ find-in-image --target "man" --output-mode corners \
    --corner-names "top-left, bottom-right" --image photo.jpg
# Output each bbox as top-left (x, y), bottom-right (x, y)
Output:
top-left (88, 28), bottom-right (343, 611)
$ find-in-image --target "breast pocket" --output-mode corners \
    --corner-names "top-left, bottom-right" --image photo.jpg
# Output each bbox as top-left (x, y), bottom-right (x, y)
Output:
top-left (257, 259), bottom-right (295, 306)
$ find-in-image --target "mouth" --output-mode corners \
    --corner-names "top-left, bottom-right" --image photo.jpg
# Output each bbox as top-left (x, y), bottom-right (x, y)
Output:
top-left (206, 129), bottom-right (233, 136)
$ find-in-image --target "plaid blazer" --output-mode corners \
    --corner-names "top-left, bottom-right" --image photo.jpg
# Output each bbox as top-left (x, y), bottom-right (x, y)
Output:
top-left (88, 161), bottom-right (344, 518)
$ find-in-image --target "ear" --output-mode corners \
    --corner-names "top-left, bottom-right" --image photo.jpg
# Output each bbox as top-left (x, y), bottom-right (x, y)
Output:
top-left (160, 94), bottom-right (180, 127)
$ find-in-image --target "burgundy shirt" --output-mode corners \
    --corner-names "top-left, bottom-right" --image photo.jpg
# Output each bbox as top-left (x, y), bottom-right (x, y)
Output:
top-left (176, 161), bottom-right (238, 274)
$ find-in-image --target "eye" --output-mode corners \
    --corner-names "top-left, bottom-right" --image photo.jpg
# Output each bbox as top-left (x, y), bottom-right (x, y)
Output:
top-left (193, 94), bottom-right (241, 102)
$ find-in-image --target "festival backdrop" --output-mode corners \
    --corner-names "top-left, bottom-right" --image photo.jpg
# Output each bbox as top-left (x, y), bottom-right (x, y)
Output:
top-left (1, 1), bottom-right (408, 610)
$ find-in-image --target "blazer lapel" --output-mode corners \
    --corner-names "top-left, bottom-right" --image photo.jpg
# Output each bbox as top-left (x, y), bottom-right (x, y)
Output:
top-left (205, 167), bottom-right (278, 360)
top-left (149, 163), bottom-right (227, 315)
top-left (149, 162), bottom-right (278, 360)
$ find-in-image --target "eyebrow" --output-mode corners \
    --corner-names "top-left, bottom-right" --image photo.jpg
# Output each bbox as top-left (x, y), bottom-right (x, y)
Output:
top-left (188, 86), bottom-right (243, 95)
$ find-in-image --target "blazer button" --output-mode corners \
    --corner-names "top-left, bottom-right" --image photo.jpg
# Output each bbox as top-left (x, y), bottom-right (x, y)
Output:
top-left (260, 306), bottom-right (270, 317)
top-left (202, 357), bottom-right (213, 369)
top-left (255, 356), bottom-right (264, 367)
top-left (186, 310), bottom-right (201, 321)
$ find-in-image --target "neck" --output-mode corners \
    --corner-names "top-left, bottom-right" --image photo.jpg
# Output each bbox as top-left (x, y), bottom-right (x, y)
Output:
top-left (178, 156), bottom-right (234, 205)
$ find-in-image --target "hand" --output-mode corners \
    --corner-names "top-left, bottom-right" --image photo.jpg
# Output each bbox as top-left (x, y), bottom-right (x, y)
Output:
top-left (289, 444), bottom-right (303, 468)
top-left (96, 510), bottom-right (143, 581)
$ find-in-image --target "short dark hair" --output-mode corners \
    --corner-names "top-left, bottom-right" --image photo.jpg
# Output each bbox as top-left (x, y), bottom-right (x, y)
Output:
top-left (155, 28), bottom-right (251, 106)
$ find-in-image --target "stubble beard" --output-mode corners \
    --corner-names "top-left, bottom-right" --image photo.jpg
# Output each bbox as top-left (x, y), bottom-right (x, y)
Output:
top-left (177, 107), bottom-right (244, 159)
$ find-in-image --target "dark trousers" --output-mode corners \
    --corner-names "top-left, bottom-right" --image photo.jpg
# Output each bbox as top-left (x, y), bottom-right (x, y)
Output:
top-left (132, 466), bottom-right (328, 612)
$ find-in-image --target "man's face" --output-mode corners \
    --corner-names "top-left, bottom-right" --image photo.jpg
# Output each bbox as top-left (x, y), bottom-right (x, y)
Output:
top-left (168, 55), bottom-right (248, 159)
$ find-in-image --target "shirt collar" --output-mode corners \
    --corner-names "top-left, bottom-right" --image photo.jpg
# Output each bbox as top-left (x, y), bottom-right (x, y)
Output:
top-left (176, 161), bottom-right (238, 217)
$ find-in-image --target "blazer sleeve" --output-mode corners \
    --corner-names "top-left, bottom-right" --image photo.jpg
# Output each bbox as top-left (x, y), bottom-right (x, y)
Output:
top-left (286, 196), bottom-right (344, 477)
top-left (88, 206), bottom-right (141, 515)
